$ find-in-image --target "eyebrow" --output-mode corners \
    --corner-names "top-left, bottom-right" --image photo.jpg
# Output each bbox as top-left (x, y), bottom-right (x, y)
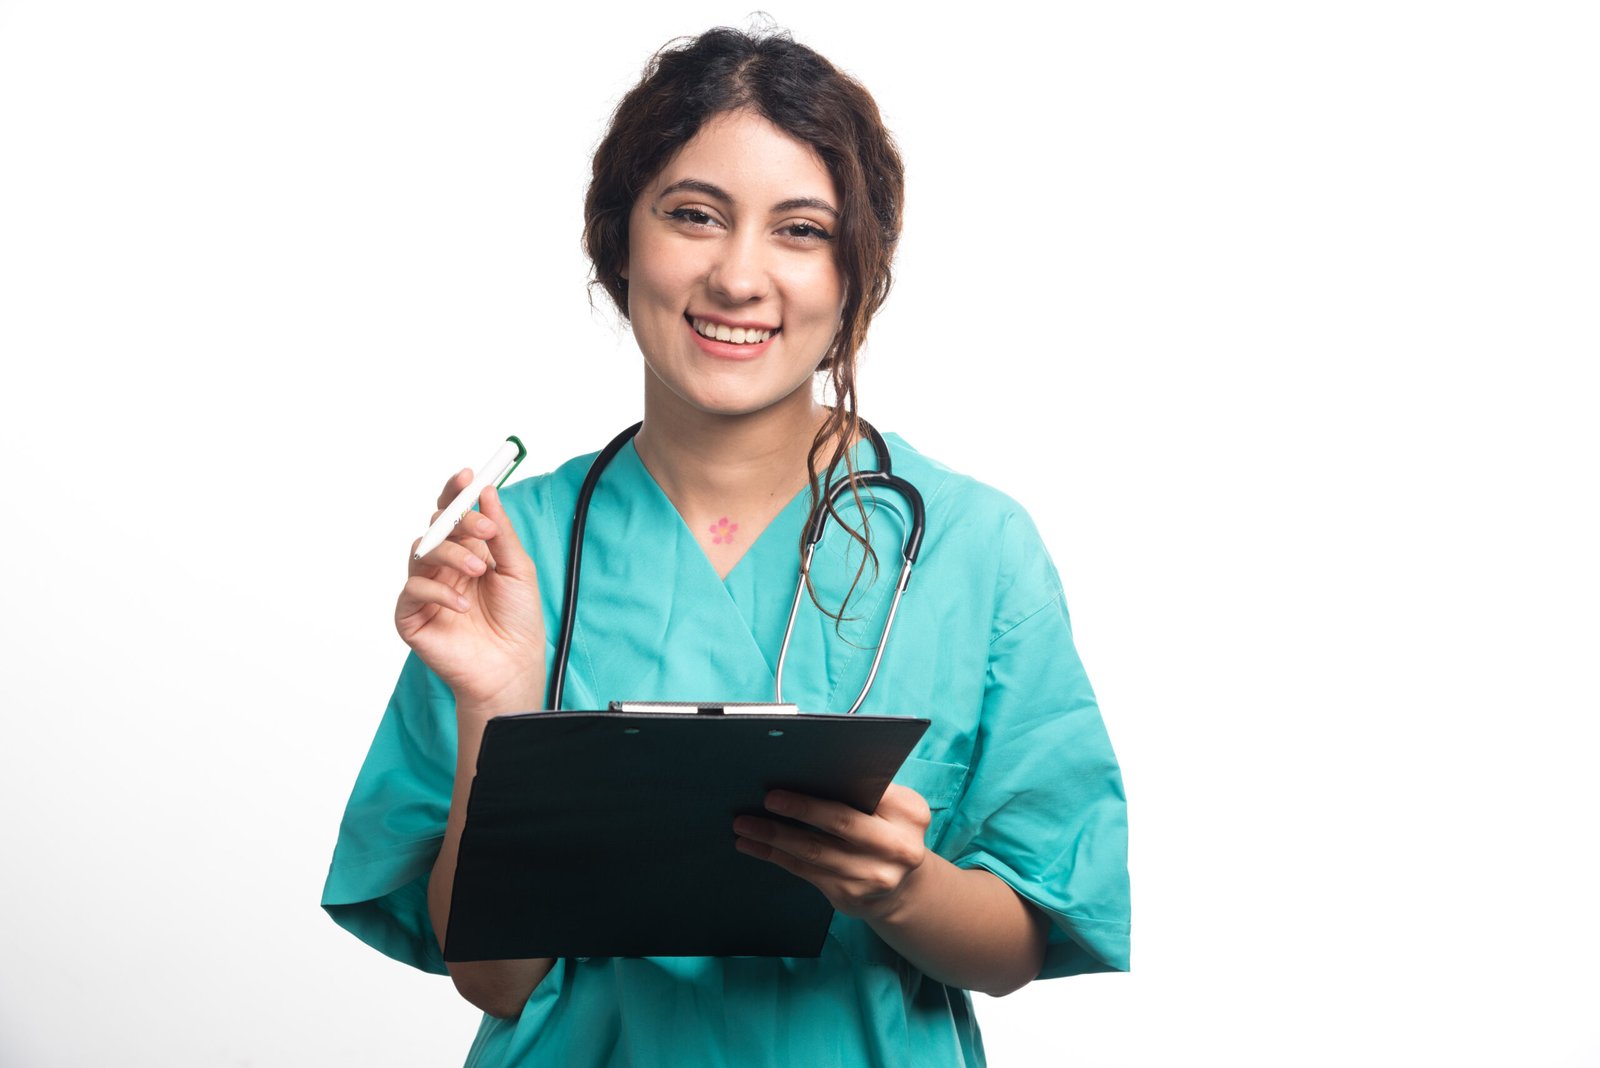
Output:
top-left (657, 179), bottom-right (839, 219)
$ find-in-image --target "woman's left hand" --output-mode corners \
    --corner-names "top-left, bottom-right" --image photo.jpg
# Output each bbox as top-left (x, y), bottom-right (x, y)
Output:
top-left (733, 785), bottom-right (931, 920)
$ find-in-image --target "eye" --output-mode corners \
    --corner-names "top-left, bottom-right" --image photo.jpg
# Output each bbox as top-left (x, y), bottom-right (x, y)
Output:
top-left (664, 207), bottom-right (719, 228)
top-left (779, 221), bottom-right (833, 242)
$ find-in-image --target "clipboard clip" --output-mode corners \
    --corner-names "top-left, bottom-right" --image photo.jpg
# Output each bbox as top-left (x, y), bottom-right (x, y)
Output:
top-left (607, 701), bottom-right (800, 715)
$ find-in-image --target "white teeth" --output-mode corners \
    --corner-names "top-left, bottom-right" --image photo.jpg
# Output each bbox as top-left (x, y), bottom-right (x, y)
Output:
top-left (692, 318), bottom-right (773, 344)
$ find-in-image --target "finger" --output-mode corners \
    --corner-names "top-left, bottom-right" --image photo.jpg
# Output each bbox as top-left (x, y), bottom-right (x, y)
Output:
top-left (733, 830), bottom-right (904, 906)
top-left (436, 468), bottom-right (474, 511)
top-left (410, 535), bottom-right (489, 580)
top-left (872, 784), bottom-right (933, 828)
top-left (475, 484), bottom-right (534, 579)
top-left (420, 474), bottom-right (498, 561)
top-left (732, 808), bottom-right (908, 882)
top-left (763, 790), bottom-right (872, 844)
top-left (437, 505), bottom-right (497, 542)
top-left (397, 574), bottom-right (471, 619)
top-left (428, 501), bottom-right (498, 540)
top-left (756, 790), bottom-right (925, 870)
top-left (733, 814), bottom-right (862, 879)
top-left (418, 511), bottom-right (498, 574)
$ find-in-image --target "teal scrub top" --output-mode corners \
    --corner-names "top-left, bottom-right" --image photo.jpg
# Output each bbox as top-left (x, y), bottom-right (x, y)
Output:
top-left (323, 433), bottom-right (1130, 1068)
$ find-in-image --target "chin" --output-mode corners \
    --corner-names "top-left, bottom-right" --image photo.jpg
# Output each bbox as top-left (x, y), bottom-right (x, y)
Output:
top-left (685, 395), bottom-right (792, 419)
top-left (650, 367), bottom-right (821, 422)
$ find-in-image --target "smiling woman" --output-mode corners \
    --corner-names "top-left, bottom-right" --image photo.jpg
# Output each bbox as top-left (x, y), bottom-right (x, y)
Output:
top-left (322, 24), bottom-right (1129, 1068)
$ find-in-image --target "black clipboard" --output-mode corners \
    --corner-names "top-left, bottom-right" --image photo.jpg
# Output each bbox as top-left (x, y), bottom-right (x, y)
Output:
top-left (443, 709), bottom-right (930, 961)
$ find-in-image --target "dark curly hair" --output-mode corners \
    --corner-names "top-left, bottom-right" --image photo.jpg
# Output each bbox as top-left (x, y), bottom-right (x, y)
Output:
top-left (583, 26), bottom-right (905, 620)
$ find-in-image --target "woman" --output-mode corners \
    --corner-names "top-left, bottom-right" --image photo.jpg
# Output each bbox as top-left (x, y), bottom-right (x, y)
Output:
top-left (324, 26), bottom-right (1129, 1067)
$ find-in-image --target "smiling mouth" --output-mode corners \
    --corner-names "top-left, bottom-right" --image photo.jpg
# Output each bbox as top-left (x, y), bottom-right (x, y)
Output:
top-left (688, 316), bottom-right (779, 345)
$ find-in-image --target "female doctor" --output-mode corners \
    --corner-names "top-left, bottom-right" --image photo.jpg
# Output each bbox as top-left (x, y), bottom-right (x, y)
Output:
top-left (323, 26), bottom-right (1129, 1068)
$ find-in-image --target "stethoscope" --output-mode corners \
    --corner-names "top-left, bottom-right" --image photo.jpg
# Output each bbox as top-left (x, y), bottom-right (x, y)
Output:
top-left (546, 421), bottom-right (926, 715)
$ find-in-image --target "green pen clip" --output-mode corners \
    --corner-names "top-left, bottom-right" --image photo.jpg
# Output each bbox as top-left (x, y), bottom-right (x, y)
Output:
top-left (498, 435), bottom-right (528, 488)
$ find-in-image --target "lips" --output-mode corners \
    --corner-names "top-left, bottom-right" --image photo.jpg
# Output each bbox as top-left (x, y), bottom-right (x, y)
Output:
top-left (683, 314), bottom-right (778, 361)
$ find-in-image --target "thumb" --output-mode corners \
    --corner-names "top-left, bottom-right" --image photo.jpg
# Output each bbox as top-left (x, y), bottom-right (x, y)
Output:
top-left (477, 483), bottom-right (536, 580)
top-left (878, 784), bottom-right (933, 827)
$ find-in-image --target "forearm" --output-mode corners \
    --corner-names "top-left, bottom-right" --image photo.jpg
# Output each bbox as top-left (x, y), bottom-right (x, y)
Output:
top-left (867, 857), bottom-right (1050, 997)
top-left (427, 697), bottom-right (553, 1019)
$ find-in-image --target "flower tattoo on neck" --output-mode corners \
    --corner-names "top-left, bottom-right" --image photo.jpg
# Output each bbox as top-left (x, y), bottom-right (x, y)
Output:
top-left (710, 517), bottom-right (739, 545)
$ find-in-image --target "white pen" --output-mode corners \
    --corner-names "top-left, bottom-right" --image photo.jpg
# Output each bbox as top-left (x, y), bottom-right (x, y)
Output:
top-left (413, 436), bottom-right (527, 560)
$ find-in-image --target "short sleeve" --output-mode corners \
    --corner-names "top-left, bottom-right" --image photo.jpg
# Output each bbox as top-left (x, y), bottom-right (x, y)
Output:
top-left (321, 652), bottom-right (457, 975)
top-left (940, 515), bottom-right (1131, 978)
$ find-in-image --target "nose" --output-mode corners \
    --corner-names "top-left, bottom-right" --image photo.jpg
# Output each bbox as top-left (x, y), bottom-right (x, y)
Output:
top-left (706, 232), bottom-right (771, 305)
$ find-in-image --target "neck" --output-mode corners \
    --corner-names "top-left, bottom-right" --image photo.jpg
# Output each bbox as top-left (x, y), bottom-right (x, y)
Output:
top-left (634, 379), bottom-right (829, 517)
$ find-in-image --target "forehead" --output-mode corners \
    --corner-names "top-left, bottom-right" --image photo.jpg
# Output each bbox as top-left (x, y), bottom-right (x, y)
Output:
top-left (647, 109), bottom-right (837, 203)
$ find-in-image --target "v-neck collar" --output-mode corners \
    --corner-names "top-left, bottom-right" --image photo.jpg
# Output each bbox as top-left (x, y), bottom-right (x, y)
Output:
top-left (615, 440), bottom-right (817, 685)
top-left (621, 439), bottom-right (816, 592)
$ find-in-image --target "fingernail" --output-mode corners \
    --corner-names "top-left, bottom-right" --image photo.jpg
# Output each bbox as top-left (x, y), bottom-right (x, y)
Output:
top-left (456, 596), bottom-right (470, 611)
top-left (765, 791), bottom-right (794, 814)
top-left (464, 555), bottom-right (485, 574)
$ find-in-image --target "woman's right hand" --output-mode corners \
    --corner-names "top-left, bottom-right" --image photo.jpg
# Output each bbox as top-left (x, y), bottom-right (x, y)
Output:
top-left (395, 471), bottom-right (547, 715)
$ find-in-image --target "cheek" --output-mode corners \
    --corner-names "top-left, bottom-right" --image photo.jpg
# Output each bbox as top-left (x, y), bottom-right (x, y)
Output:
top-left (790, 263), bottom-right (846, 325)
top-left (818, 259), bottom-right (847, 317)
top-left (628, 234), bottom-right (694, 310)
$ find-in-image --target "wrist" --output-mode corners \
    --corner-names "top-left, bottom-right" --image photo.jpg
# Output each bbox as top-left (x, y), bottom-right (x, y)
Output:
top-left (454, 678), bottom-right (544, 724)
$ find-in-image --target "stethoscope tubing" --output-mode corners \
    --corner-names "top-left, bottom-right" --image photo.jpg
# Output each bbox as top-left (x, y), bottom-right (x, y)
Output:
top-left (546, 421), bottom-right (925, 713)
top-left (546, 422), bottom-right (643, 712)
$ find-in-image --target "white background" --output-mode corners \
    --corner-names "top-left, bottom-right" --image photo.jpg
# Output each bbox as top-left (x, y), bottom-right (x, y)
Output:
top-left (2, 2), bottom-right (1596, 1065)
